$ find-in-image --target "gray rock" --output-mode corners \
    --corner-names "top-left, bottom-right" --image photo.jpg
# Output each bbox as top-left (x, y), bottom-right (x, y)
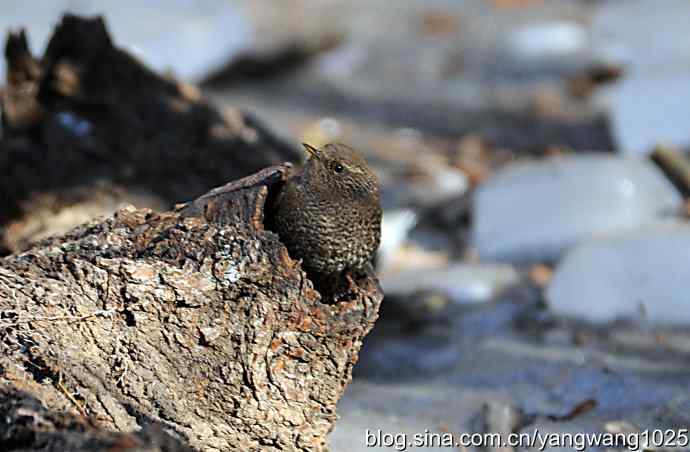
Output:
top-left (591, 0), bottom-right (690, 73)
top-left (592, 0), bottom-right (690, 153)
top-left (546, 223), bottom-right (690, 325)
top-left (472, 155), bottom-right (682, 263)
top-left (380, 263), bottom-right (520, 304)
top-left (598, 73), bottom-right (690, 154)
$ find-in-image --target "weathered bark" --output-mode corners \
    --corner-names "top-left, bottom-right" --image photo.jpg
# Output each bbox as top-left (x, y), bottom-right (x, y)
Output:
top-left (0, 14), bottom-right (300, 254)
top-left (0, 165), bottom-right (383, 451)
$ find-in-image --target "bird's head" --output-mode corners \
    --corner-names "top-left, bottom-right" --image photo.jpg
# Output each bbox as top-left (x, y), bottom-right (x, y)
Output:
top-left (301, 142), bottom-right (380, 200)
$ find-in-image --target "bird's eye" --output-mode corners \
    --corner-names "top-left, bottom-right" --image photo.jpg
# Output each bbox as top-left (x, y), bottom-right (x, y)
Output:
top-left (334, 164), bottom-right (344, 174)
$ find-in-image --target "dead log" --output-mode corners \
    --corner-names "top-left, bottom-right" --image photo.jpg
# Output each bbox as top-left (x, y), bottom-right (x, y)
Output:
top-left (0, 14), bottom-right (300, 254)
top-left (0, 165), bottom-right (383, 451)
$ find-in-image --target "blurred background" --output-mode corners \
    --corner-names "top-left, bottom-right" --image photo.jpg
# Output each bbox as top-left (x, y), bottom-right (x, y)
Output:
top-left (2, 1), bottom-right (690, 450)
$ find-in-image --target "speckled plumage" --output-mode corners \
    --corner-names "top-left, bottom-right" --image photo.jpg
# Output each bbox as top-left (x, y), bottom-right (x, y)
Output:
top-left (270, 142), bottom-right (381, 275)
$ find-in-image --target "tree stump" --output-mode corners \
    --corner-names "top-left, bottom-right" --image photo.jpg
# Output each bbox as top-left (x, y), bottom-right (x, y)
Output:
top-left (0, 164), bottom-right (383, 451)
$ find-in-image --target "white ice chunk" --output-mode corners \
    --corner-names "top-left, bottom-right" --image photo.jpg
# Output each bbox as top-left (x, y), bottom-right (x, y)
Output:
top-left (472, 155), bottom-right (682, 263)
top-left (547, 222), bottom-right (690, 325)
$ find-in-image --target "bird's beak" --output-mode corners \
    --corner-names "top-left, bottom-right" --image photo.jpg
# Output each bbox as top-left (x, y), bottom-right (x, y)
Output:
top-left (302, 142), bottom-right (321, 160)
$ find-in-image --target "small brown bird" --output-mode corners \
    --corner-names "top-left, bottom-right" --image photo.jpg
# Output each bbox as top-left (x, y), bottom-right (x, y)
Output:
top-left (270, 142), bottom-right (382, 277)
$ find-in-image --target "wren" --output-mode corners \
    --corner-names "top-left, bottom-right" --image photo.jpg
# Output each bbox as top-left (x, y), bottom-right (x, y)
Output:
top-left (269, 142), bottom-right (382, 278)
